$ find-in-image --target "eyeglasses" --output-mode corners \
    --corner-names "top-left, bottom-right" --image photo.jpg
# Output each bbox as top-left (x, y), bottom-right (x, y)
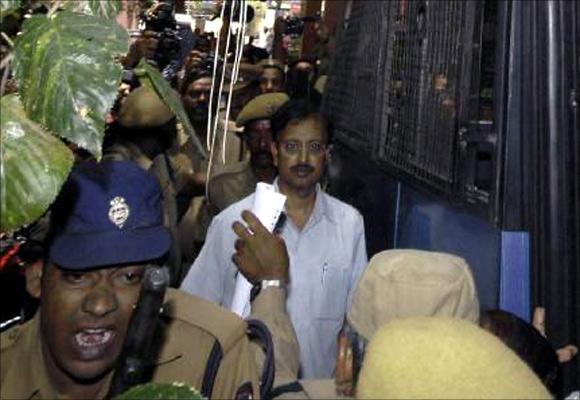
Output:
top-left (186, 89), bottom-right (210, 101)
top-left (279, 140), bottom-right (326, 155)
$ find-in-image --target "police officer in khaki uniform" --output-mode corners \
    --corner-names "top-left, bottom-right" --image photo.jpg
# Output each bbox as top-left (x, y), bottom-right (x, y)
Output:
top-left (103, 86), bottom-right (185, 285)
top-left (208, 93), bottom-right (289, 212)
top-left (0, 160), bottom-right (299, 399)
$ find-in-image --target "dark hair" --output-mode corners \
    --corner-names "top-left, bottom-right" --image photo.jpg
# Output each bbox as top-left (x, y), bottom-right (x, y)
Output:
top-left (181, 69), bottom-right (212, 95)
top-left (271, 97), bottom-right (333, 143)
top-left (261, 64), bottom-right (286, 79)
top-left (479, 310), bottom-right (559, 393)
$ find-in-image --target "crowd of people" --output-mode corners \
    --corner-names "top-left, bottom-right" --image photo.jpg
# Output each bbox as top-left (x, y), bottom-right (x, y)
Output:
top-left (1, 16), bottom-right (577, 400)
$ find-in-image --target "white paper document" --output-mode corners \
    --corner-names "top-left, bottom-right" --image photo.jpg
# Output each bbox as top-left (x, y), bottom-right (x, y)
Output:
top-left (230, 183), bottom-right (286, 317)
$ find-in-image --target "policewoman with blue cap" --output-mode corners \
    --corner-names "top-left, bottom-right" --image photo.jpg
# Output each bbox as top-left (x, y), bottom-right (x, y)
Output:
top-left (0, 160), bottom-right (298, 399)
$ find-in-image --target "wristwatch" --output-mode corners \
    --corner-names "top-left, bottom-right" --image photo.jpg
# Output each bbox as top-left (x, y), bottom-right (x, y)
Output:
top-left (260, 279), bottom-right (286, 291)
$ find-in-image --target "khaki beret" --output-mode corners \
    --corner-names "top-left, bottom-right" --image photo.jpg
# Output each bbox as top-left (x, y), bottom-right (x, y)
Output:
top-left (357, 317), bottom-right (552, 399)
top-left (236, 93), bottom-right (289, 127)
top-left (348, 249), bottom-right (479, 341)
top-left (118, 86), bottom-right (175, 128)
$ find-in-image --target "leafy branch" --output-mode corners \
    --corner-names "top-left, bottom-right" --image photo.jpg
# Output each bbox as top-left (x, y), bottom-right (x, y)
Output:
top-left (1, 0), bottom-right (205, 233)
top-left (0, 0), bottom-right (126, 232)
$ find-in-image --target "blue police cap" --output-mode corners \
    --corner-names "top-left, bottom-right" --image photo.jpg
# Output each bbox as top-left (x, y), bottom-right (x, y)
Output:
top-left (49, 160), bottom-right (171, 270)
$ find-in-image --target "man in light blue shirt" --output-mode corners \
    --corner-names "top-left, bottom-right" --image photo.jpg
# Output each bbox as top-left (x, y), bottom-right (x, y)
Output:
top-left (181, 98), bottom-right (368, 378)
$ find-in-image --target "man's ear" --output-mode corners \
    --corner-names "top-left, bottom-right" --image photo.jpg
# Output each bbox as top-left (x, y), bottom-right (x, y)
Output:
top-left (270, 142), bottom-right (279, 167)
top-left (25, 260), bottom-right (43, 299)
top-left (324, 145), bottom-right (332, 164)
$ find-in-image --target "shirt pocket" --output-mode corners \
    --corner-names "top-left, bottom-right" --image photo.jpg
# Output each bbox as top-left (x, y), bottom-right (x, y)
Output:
top-left (316, 258), bottom-right (349, 320)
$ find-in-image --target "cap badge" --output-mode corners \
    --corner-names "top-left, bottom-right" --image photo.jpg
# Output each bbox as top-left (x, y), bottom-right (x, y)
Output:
top-left (108, 196), bottom-right (130, 228)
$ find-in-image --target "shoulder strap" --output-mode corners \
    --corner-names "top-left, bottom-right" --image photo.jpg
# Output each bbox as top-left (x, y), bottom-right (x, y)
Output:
top-left (269, 381), bottom-right (305, 399)
top-left (201, 340), bottom-right (223, 398)
top-left (246, 319), bottom-right (275, 400)
top-left (200, 319), bottom-right (275, 399)
top-left (0, 315), bottom-right (22, 333)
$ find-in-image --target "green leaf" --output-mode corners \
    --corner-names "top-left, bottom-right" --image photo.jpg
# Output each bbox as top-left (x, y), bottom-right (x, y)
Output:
top-left (0, 94), bottom-right (74, 233)
top-left (63, 0), bottom-right (123, 19)
top-left (114, 382), bottom-right (203, 400)
top-left (0, 0), bottom-right (21, 19)
top-left (13, 11), bottom-right (129, 158)
top-left (137, 61), bottom-right (208, 160)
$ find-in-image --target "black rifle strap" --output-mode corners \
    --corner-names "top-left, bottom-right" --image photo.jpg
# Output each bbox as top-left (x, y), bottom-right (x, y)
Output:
top-left (269, 381), bottom-right (304, 399)
top-left (246, 319), bottom-right (275, 399)
top-left (201, 340), bottom-right (223, 398)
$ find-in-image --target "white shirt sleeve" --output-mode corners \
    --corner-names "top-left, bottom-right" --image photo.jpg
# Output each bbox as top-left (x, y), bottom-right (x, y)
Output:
top-left (180, 215), bottom-right (226, 304)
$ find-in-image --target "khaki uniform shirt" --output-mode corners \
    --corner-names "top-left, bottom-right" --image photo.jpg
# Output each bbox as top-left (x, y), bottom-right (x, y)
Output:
top-left (208, 160), bottom-right (258, 212)
top-left (271, 379), bottom-right (354, 399)
top-left (0, 289), bottom-right (259, 399)
top-left (1, 287), bottom-right (299, 399)
top-left (172, 123), bottom-right (246, 261)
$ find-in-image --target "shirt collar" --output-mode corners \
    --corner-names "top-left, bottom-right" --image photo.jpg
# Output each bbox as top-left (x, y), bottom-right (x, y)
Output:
top-left (27, 313), bottom-right (113, 399)
top-left (28, 314), bottom-right (58, 399)
top-left (115, 139), bottom-right (154, 171)
top-left (272, 178), bottom-right (337, 225)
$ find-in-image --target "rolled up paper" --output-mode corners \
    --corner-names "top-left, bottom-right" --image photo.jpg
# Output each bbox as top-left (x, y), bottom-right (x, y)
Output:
top-left (230, 183), bottom-right (286, 317)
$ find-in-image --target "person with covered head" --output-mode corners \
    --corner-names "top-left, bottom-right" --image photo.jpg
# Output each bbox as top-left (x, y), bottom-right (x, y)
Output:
top-left (292, 249), bottom-right (480, 398)
top-left (182, 97), bottom-right (368, 379)
top-left (0, 160), bottom-right (299, 399)
top-left (357, 317), bottom-right (552, 399)
top-left (208, 92), bottom-right (289, 212)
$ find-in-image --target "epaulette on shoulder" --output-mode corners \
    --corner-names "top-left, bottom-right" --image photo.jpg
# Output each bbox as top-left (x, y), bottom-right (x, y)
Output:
top-left (1, 317), bottom-right (24, 351)
top-left (162, 289), bottom-right (248, 354)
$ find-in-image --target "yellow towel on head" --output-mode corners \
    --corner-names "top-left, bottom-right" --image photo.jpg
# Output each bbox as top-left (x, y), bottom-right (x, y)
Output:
top-left (357, 317), bottom-right (552, 399)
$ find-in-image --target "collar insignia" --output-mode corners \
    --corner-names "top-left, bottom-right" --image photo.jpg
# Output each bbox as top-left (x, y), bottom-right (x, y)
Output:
top-left (108, 196), bottom-right (130, 228)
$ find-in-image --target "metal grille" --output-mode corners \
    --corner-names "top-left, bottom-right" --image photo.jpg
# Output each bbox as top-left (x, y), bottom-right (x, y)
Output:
top-left (377, 0), bottom-right (470, 190)
top-left (324, 1), bottom-right (386, 151)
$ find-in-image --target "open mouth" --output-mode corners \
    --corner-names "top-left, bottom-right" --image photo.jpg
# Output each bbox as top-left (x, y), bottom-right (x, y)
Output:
top-left (75, 328), bottom-right (114, 348)
top-left (72, 328), bottom-right (117, 360)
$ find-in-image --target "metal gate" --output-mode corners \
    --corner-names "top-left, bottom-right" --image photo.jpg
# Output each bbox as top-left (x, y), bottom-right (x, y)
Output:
top-left (323, 0), bottom-right (386, 153)
top-left (325, 0), bottom-right (498, 219)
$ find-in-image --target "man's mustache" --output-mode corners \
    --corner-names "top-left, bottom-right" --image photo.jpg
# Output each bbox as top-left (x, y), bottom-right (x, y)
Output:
top-left (290, 164), bottom-right (314, 174)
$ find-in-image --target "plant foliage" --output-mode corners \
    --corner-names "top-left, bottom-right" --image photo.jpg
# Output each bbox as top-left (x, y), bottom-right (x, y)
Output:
top-left (67, 0), bottom-right (124, 19)
top-left (138, 61), bottom-right (207, 159)
top-left (13, 10), bottom-right (129, 158)
top-left (0, 0), bottom-right (20, 19)
top-left (1, 1), bottom-right (127, 233)
top-left (0, 94), bottom-right (74, 232)
top-left (114, 382), bottom-right (204, 400)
